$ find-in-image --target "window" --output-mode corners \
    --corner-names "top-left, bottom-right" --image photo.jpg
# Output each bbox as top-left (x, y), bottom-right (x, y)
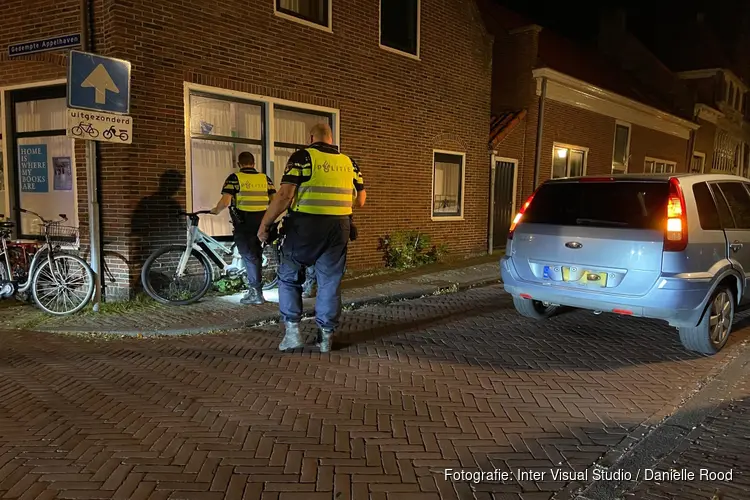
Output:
top-left (432, 151), bottom-right (464, 218)
top-left (712, 129), bottom-right (741, 172)
top-left (8, 86), bottom-right (77, 240)
top-left (187, 88), bottom-right (337, 238)
top-left (709, 183), bottom-right (736, 229)
top-left (645, 157), bottom-right (676, 174)
top-left (612, 122), bottom-right (631, 172)
top-left (276, 0), bottom-right (330, 29)
top-left (691, 152), bottom-right (706, 173)
top-left (552, 144), bottom-right (586, 178)
top-left (522, 181), bottom-right (669, 231)
top-left (380, 0), bottom-right (420, 57)
top-left (715, 182), bottom-right (750, 229)
top-left (692, 182), bottom-right (721, 230)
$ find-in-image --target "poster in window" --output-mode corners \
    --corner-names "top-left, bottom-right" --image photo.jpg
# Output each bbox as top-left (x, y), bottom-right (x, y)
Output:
top-left (19, 144), bottom-right (48, 193)
top-left (53, 157), bottom-right (73, 191)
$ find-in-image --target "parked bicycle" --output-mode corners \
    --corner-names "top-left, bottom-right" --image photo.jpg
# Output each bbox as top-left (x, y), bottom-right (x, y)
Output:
top-left (140, 210), bottom-right (281, 305)
top-left (102, 126), bottom-right (129, 142)
top-left (0, 209), bottom-right (95, 315)
top-left (70, 121), bottom-right (99, 138)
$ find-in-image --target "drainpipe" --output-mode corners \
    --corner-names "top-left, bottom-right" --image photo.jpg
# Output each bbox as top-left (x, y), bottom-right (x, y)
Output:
top-left (686, 106), bottom-right (699, 172)
top-left (488, 154), bottom-right (496, 254)
top-left (533, 77), bottom-right (547, 188)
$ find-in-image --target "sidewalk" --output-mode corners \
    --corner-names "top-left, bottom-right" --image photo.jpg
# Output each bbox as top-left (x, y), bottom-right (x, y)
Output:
top-left (0, 254), bottom-right (501, 336)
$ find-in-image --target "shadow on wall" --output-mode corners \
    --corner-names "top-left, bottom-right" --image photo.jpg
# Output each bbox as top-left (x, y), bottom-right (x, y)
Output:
top-left (129, 170), bottom-right (186, 296)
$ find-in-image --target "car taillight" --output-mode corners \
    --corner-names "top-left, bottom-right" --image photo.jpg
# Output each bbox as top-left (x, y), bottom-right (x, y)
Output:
top-left (664, 177), bottom-right (687, 252)
top-left (508, 192), bottom-right (536, 240)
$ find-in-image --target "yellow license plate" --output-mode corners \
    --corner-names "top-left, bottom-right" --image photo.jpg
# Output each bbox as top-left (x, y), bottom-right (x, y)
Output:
top-left (562, 267), bottom-right (608, 287)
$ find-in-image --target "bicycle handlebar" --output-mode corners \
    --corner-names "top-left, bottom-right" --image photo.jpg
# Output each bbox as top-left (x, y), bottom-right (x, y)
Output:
top-left (178, 210), bottom-right (212, 217)
top-left (17, 207), bottom-right (68, 225)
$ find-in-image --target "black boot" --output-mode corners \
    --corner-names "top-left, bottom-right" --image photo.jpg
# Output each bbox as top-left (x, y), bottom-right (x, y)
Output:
top-left (279, 322), bottom-right (303, 351)
top-left (316, 328), bottom-right (334, 353)
top-left (240, 286), bottom-right (264, 305)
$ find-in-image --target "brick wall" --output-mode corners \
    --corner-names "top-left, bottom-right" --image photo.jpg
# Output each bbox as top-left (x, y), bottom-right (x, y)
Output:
top-left (1, 0), bottom-right (493, 299)
top-left (629, 124), bottom-right (689, 173)
top-left (490, 28), bottom-right (538, 114)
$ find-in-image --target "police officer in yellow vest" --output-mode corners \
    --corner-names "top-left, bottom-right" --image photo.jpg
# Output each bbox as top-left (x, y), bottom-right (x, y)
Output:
top-left (258, 124), bottom-right (366, 352)
top-left (211, 151), bottom-right (276, 305)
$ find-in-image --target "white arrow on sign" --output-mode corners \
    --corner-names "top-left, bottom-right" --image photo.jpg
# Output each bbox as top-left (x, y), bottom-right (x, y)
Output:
top-left (81, 64), bottom-right (119, 105)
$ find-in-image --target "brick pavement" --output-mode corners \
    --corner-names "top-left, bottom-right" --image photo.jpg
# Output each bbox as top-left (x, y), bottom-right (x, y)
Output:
top-left (0, 285), bottom-right (746, 499)
top-left (0, 258), bottom-right (499, 336)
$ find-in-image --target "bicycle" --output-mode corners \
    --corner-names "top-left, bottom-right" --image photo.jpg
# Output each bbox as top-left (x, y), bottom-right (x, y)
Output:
top-left (140, 210), bottom-right (281, 305)
top-left (70, 121), bottom-right (99, 138)
top-left (0, 208), bottom-right (95, 315)
top-left (102, 125), bottom-right (129, 142)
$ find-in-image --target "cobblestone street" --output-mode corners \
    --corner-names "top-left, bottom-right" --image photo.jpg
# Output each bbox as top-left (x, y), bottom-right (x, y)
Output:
top-left (0, 285), bottom-right (746, 499)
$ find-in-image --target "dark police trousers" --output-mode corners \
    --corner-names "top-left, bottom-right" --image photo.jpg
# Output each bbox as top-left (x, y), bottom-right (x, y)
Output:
top-left (278, 213), bottom-right (350, 330)
top-left (232, 210), bottom-right (265, 289)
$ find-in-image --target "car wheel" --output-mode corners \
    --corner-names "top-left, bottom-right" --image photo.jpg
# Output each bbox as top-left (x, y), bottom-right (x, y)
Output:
top-left (678, 286), bottom-right (734, 355)
top-left (512, 296), bottom-right (558, 320)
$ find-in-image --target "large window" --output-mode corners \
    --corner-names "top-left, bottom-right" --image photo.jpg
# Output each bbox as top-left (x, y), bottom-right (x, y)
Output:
top-left (645, 157), bottom-right (676, 174)
top-left (188, 90), bottom-right (335, 237)
top-left (712, 129), bottom-right (741, 173)
top-left (691, 152), bottom-right (706, 173)
top-left (380, 0), bottom-right (420, 57)
top-left (9, 86), bottom-right (77, 239)
top-left (432, 151), bottom-right (464, 218)
top-left (612, 122), bottom-right (631, 173)
top-left (276, 0), bottom-right (330, 29)
top-left (552, 144), bottom-right (586, 178)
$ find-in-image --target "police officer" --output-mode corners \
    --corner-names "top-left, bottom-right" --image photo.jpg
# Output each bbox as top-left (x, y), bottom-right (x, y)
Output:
top-left (258, 123), bottom-right (365, 352)
top-left (211, 151), bottom-right (276, 305)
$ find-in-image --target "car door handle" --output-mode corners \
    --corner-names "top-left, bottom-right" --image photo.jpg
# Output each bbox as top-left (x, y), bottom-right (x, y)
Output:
top-left (730, 241), bottom-right (744, 252)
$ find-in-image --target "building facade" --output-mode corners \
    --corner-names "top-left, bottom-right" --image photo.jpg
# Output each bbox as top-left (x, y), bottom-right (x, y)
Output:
top-left (1, 0), bottom-right (493, 299)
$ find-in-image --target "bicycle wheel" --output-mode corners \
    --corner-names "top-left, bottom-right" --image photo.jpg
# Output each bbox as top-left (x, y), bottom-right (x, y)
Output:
top-left (141, 245), bottom-right (212, 305)
top-left (261, 243), bottom-right (280, 291)
top-left (31, 253), bottom-right (95, 315)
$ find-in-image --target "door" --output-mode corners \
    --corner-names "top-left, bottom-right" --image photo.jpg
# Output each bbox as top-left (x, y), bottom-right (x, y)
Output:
top-left (492, 159), bottom-right (516, 248)
top-left (711, 181), bottom-right (750, 303)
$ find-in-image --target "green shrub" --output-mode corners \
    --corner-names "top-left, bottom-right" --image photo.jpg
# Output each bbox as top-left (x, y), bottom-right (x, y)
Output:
top-left (213, 275), bottom-right (246, 294)
top-left (379, 230), bottom-right (447, 269)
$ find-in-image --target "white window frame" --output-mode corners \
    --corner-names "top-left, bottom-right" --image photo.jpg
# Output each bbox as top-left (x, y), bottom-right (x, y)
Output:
top-left (551, 142), bottom-right (589, 178)
top-left (431, 149), bottom-right (465, 221)
top-left (273, 0), bottom-right (333, 33)
top-left (645, 156), bottom-right (677, 174)
top-left (611, 120), bottom-right (631, 173)
top-left (379, 0), bottom-right (421, 60)
top-left (183, 82), bottom-right (340, 220)
top-left (691, 151), bottom-right (706, 173)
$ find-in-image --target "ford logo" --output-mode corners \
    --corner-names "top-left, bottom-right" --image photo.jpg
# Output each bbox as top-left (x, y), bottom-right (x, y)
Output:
top-left (565, 241), bottom-right (583, 249)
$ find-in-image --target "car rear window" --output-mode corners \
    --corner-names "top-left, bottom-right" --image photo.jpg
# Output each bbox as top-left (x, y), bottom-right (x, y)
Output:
top-left (523, 181), bottom-right (669, 230)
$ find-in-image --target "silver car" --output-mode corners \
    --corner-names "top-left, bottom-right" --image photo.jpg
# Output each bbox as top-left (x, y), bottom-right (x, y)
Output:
top-left (500, 173), bottom-right (750, 355)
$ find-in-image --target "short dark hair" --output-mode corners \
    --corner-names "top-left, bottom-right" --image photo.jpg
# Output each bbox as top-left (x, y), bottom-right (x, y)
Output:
top-left (238, 152), bottom-right (255, 166)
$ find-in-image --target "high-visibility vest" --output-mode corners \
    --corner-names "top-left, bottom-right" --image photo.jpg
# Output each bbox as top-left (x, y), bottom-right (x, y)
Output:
top-left (235, 171), bottom-right (269, 212)
top-left (291, 147), bottom-right (354, 216)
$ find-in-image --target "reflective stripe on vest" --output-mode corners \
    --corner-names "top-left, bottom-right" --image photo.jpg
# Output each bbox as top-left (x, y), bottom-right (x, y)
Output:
top-left (236, 171), bottom-right (269, 212)
top-left (292, 148), bottom-right (354, 216)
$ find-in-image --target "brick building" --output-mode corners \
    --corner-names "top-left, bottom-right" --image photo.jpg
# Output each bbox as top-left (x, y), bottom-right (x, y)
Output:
top-left (478, 2), bottom-right (700, 251)
top-left (0, 0), bottom-right (493, 299)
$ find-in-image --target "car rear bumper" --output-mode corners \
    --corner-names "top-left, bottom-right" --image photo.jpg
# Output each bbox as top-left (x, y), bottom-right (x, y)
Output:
top-left (500, 256), bottom-right (712, 328)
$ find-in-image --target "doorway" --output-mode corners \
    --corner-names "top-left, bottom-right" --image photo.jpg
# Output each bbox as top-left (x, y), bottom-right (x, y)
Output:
top-left (492, 157), bottom-right (517, 249)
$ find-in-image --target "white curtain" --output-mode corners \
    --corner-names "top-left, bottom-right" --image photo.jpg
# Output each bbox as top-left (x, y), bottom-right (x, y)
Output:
top-left (433, 161), bottom-right (460, 214)
top-left (272, 108), bottom-right (329, 183)
top-left (279, 0), bottom-right (301, 10)
top-left (15, 98), bottom-right (77, 236)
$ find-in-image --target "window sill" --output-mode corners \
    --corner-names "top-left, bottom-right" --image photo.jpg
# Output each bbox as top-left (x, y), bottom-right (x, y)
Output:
top-left (379, 44), bottom-right (420, 61)
top-left (274, 10), bottom-right (332, 33)
top-left (431, 215), bottom-right (464, 222)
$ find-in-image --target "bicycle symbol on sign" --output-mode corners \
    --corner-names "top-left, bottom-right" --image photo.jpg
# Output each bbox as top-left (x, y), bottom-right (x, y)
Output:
top-left (70, 121), bottom-right (99, 138)
top-left (102, 126), bottom-right (129, 142)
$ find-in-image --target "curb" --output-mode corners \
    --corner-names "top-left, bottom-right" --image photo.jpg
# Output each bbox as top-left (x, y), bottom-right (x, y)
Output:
top-left (34, 278), bottom-right (504, 337)
top-left (552, 336), bottom-right (750, 500)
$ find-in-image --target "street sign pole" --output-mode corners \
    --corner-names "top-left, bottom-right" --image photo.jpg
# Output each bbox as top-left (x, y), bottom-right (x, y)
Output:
top-left (85, 139), bottom-right (102, 311)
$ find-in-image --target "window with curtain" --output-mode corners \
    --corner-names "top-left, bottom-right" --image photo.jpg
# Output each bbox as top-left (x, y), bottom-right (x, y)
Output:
top-left (552, 145), bottom-right (586, 178)
top-left (11, 89), bottom-right (76, 238)
top-left (380, 0), bottom-right (419, 56)
top-left (189, 93), bottom-right (265, 237)
top-left (273, 106), bottom-right (332, 185)
top-left (276, 0), bottom-right (329, 27)
top-left (433, 152), bottom-right (463, 217)
top-left (612, 123), bottom-right (630, 172)
top-left (645, 158), bottom-right (676, 173)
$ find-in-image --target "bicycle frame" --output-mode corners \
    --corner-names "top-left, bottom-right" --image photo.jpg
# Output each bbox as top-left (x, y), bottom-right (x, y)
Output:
top-left (176, 215), bottom-right (242, 278)
top-left (0, 238), bottom-right (58, 293)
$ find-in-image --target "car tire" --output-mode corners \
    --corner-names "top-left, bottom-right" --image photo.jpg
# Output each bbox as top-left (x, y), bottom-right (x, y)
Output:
top-left (678, 285), bottom-right (734, 355)
top-left (512, 296), bottom-right (558, 320)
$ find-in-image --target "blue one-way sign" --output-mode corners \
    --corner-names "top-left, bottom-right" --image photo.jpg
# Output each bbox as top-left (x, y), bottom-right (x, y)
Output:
top-left (68, 50), bottom-right (131, 114)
